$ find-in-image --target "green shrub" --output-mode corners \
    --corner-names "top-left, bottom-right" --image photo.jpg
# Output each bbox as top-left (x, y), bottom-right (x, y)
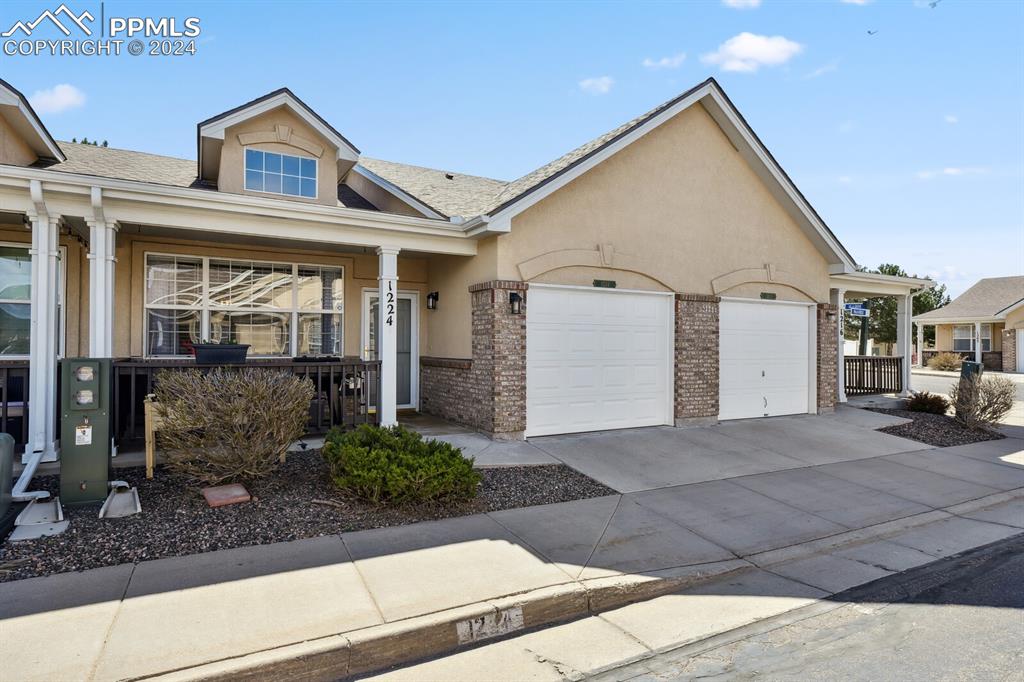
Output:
top-left (905, 391), bottom-right (950, 415)
top-left (927, 352), bottom-right (963, 372)
top-left (322, 424), bottom-right (480, 505)
top-left (949, 375), bottom-right (1015, 430)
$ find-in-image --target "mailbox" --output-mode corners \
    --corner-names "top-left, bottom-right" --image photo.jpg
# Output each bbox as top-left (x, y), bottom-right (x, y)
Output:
top-left (60, 358), bottom-right (112, 505)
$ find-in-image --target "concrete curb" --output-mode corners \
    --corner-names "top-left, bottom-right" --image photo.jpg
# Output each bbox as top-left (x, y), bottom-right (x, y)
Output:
top-left (142, 561), bottom-right (751, 682)
top-left (140, 491), bottom-right (1024, 681)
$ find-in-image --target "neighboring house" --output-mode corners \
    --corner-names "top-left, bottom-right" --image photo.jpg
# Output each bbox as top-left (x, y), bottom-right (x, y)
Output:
top-left (0, 76), bottom-right (931, 464)
top-left (913, 276), bottom-right (1024, 373)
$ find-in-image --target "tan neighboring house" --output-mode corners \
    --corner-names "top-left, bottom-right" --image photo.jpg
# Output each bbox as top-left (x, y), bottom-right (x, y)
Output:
top-left (0, 76), bottom-right (931, 468)
top-left (913, 276), bottom-right (1024, 373)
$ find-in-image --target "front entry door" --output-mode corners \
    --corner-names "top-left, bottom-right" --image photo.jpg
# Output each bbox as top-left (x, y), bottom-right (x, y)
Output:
top-left (362, 290), bottom-right (418, 408)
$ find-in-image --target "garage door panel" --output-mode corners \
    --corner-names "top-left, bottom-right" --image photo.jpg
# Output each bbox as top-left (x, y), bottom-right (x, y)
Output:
top-left (526, 287), bottom-right (673, 437)
top-left (719, 300), bottom-right (812, 421)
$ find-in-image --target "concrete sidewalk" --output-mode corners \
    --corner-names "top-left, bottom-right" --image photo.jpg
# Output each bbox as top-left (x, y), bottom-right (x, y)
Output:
top-left (3, 436), bottom-right (1023, 680)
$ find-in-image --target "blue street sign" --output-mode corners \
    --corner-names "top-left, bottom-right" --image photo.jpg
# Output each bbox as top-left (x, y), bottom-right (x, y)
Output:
top-left (845, 306), bottom-right (869, 318)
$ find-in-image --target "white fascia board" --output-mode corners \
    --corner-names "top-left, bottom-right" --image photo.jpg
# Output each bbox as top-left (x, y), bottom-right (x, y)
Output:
top-left (0, 166), bottom-right (476, 254)
top-left (199, 92), bottom-right (359, 163)
top-left (831, 271), bottom-right (935, 296)
top-left (995, 298), bottom-right (1024, 317)
top-left (0, 86), bottom-right (65, 162)
top-left (911, 316), bottom-right (1003, 324)
top-left (350, 165), bottom-right (445, 220)
top-left (463, 214), bottom-right (510, 238)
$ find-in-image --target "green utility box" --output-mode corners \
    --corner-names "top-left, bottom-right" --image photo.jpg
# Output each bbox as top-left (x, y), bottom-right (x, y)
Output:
top-left (60, 358), bottom-right (112, 505)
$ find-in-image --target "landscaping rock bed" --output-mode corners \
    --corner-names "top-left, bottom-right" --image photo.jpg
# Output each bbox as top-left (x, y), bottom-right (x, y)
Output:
top-left (870, 408), bottom-right (1006, 448)
top-left (0, 451), bottom-right (614, 583)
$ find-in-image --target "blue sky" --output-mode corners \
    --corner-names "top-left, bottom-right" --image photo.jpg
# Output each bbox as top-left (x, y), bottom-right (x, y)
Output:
top-left (2, 0), bottom-right (1021, 296)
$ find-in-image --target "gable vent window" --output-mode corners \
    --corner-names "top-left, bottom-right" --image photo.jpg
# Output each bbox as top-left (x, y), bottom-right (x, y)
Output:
top-left (245, 149), bottom-right (317, 199)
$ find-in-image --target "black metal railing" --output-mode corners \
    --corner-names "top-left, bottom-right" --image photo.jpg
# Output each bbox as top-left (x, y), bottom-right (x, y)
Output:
top-left (0, 360), bottom-right (29, 450)
top-left (845, 355), bottom-right (903, 395)
top-left (112, 357), bottom-right (380, 444)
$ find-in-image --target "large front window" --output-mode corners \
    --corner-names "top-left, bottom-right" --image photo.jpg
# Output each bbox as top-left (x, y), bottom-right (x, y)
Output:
top-left (0, 243), bottom-right (64, 357)
top-left (952, 324), bottom-right (991, 352)
top-left (0, 246), bottom-right (32, 355)
top-left (145, 254), bottom-right (342, 357)
top-left (244, 149), bottom-right (317, 199)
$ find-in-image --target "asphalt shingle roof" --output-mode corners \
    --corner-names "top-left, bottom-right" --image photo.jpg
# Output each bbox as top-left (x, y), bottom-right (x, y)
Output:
top-left (915, 276), bottom-right (1024, 321)
top-left (357, 157), bottom-right (507, 218)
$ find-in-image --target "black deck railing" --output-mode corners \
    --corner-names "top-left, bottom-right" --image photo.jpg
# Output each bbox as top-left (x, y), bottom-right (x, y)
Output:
top-left (845, 355), bottom-right (903, 395)
top-left (0, 360), bottom-right (30, 451)
top-left (112, 357), bottom-right (381, 444)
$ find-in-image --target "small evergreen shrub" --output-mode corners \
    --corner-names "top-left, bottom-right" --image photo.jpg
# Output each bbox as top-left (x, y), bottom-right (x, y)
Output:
top-left (322, 424), bottom-right (480, 505)
top-left (905, 391), bottom-right (950, 415)
top-left (949, 375), bottom-right (1015, 430)
top-left (927, 352), bottom-right (963, 372)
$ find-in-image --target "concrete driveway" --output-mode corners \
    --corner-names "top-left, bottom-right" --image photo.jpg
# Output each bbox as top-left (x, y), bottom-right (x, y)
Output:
top-left (530, 407), bottom-right (924, 493)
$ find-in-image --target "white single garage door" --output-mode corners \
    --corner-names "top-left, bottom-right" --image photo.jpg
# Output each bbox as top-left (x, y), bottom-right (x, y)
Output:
top-left (719, 299), bottom-right (815, 421)
top-left (526, 285), bottom-right (674, 437)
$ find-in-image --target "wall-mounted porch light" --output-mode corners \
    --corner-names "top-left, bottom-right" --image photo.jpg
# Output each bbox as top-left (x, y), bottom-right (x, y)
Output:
top-left (509, 291), bottom-right (523, 315)
top-left (426, 291), bottom-right (439, 310)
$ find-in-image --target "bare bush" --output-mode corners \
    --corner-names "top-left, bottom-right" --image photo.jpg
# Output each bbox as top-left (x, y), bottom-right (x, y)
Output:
top-left (154, 368), bottom-right (315, 484)
top-left (927, 352), bottom-right (963, 372)
top-left (948, 374), bottom-right (1015, 431)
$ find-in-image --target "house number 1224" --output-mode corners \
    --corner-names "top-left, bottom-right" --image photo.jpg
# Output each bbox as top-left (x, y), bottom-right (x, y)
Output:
top-left (385, 281), bottom-right (395, 327)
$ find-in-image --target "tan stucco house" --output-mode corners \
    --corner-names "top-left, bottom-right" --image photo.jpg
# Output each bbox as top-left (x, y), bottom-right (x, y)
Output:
top-left (914, 276), bottom-right (1024, 373)
top-left (0, 76), bottom-right (931, 468)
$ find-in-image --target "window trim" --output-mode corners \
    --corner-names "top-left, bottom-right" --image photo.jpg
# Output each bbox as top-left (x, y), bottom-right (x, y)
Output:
top-left (0, 241), bottom-right (66, 359)
top-left (143, 251), bottom-right (343, 359)
top-left (951, 323), bottom-right (992, 353)
top-left (243, 148), bottom-right (319, 200)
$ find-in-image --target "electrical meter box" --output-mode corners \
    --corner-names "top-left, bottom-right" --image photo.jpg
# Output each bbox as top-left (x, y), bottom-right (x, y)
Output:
top-left (60, 358), bottom-right (112, 505)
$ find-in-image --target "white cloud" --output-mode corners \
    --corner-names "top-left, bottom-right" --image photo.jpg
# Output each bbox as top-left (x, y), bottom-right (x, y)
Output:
top-left (916, 166), bottom-right (988, 180)
top-left (578, 76), bottom-right (614, 95)
top-left (642, 53), bottom-right (686, 69)
top-left (700, 33), bottom-right (803, 73)
top-left (804, 60), bottom-right (839, 79)
top-left (722, 0), bottom-right (761, 8)
top-left (840, 0), bottom-right (873, 5)
top-left (944, 114), bottom-right (958, 124)
top-left (28, 83), bottom-right (86, 114)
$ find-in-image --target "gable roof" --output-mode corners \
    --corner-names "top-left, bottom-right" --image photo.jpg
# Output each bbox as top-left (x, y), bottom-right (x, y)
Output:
top-left (0, 78), bottom-right (65, 162)
top-left (357, 157), bottom-right (507, 219)
top-left (914, 276), bottom-right (1024, 322)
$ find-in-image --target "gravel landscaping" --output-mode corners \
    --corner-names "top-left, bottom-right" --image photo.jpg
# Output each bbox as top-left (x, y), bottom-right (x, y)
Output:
top-left (0, 451), bottom-right (614, 583)
top-left (870, 408), bottom-right (1006, 448)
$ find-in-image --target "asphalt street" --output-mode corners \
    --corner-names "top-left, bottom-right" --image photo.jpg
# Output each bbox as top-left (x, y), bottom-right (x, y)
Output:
top-left (600, 533), bottom-right (1024, 682)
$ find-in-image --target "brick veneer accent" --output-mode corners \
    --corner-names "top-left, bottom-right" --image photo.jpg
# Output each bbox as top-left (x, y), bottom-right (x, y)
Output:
top-left (674, 293), bottom-right (720, 426)
top-left (1003, 329), bottom-right (1018, 373)
top-left (816, 303), bottom-right (838, 413)
top-left (419, 281), bottom-right (528, 440)
top-left (419, 357), bottom-right (476, 426)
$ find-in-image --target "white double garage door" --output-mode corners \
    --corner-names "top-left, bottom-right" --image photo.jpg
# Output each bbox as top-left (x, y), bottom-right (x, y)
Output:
top-left (526, 285), bottom-right (816, 437)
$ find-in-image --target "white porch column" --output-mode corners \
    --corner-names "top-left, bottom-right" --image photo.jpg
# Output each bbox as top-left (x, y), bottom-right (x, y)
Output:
top-left (974, 321), bottom-right (982, 365)
top-left (830, 288), bottom-right (847, 403)
top-left (376, 247), bottom-right (400, 427)
top-left (916, 323), bottom-right (924, 368)
top-left (26, 201), bottom-right (60, 462)
top-left (87, 188), bottom-right (118, 357)
top-left (896, 293), bottom-right (912, 396)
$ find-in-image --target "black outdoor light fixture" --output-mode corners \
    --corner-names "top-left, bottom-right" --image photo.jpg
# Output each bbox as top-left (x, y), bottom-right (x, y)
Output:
top-left (427, 291), bottom-right (439, 310)
top-left (509, 291), bottom-right (523, 315)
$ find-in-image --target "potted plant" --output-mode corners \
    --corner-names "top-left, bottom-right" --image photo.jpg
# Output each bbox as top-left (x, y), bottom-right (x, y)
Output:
top-left (191, 338), bottom-right (250, 364)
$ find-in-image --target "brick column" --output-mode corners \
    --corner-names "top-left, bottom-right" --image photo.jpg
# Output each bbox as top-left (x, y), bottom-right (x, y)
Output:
top-left (674, 293), bottom-right (720, 427)
top-left (816, 303), bottom-right (838, 413)
top-left (469, 281), bottom-right (528, 440)
top-left (1003, 329), bottom-right (1017, 373)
